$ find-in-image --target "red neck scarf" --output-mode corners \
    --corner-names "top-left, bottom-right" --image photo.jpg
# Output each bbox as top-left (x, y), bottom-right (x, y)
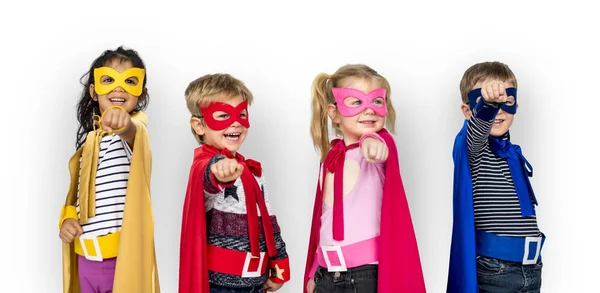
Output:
top-left (322, 139), bottom-right (359, 240)
top-left (214, 146), bottom-right (277, 257)
top-left (179, 144), bottom-right (276, 293)
top-left (303, 129), bottom-right (426, 292)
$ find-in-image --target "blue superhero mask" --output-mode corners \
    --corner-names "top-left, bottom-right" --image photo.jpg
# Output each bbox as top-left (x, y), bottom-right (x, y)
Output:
top-left (467, 87), bottom-right (518, 114)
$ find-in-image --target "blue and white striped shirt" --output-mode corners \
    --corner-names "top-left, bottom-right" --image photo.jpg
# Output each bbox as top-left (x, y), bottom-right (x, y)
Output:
top-left (467, 111), bottom-right (540, 237)
top-left (77, 134), bottom-right (132, 237)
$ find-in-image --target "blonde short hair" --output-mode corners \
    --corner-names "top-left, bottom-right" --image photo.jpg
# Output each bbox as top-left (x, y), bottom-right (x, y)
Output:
top-left (459, 61), bottom-right (518, 104)
top-left (185, 73), bottom-right (254, 144)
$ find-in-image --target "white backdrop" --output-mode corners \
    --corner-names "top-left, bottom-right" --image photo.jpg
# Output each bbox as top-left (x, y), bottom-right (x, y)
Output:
top-left (1, 0), bottom-right (598, 292)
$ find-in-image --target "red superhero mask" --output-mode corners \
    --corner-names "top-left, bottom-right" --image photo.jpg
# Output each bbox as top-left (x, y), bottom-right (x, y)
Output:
top-left (200, 101), bottom-right (250, 130)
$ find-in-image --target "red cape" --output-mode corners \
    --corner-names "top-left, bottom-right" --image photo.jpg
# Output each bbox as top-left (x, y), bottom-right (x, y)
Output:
top-left (179, 145), bottom-right (216, 293)
top-left (303, 129), bottom-right (427, 292)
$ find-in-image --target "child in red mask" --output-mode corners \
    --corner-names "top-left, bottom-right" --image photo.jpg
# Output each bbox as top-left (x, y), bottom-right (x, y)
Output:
top-left (179, 74), bottom-right (291, 293)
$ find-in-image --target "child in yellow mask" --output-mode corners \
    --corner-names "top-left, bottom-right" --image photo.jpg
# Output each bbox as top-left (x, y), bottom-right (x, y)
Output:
top-left (57, 46), bottom-right (160, 293)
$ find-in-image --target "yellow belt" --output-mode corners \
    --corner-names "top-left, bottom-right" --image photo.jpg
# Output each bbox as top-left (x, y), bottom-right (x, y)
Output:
top-left (74, 231), bottom-right (120, 261)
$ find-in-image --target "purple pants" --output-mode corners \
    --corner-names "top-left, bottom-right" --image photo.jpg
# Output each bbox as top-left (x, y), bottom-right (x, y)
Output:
top-left (78, 255), bottom-right (116, 293)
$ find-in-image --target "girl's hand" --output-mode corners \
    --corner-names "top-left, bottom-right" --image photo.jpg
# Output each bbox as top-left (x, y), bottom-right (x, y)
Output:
top-left (306, 278), bottom-right (316, 293)
top-left (101, 107), bottom-right (132, 134)
top-left (59, 218), bottom-right (83, 244)
top-left (361, 137), bottom-right (388, 163)
top-left (211, 158), bottom-right (244, 183)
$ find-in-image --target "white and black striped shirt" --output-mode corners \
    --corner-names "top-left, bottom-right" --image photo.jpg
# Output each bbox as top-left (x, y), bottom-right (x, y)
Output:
top-left (76, 134), bottom-right (132, 237)
top-left (468, 112), bottom-right (539, 237)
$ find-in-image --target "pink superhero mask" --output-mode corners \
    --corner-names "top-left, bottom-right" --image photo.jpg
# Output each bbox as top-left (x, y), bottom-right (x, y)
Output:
top-left (200, 100), bottom-right (250, 130)
top-left (331, 87), bottom-right (388, 117)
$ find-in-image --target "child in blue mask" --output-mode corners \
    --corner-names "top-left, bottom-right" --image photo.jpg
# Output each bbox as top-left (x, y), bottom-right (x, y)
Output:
top-left (447, 61), bottom-right (545, 293)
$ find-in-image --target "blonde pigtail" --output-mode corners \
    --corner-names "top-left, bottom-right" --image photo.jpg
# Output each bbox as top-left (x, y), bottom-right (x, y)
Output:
top-left (310, 73), bottom-right (333, 162)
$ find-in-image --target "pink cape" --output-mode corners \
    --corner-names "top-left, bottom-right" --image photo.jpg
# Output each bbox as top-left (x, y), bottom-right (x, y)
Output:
top-left (303, 129), bottom-right (427, 292)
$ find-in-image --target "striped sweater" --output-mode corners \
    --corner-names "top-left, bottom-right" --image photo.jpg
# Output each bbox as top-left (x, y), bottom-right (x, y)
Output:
top-left (204, 154), bottom-right (288, 288)
top-left (467, 106), bottom-right (540, 237)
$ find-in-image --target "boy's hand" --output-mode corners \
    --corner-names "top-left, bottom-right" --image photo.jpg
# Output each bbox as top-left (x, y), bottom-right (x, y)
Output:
top-left (306, 278), bottom-right (316, 293)
top-left (211, 158), bottom-right (244, 183)
top-left (101, 107), bottom-right (132, 134)
top-left (59, 218), bottom-right (83, 244)
top-left (263, 279), bottom-right (283, 292)
top-left (481, 82), bottom-right (509, 105)
top-left (361, 137), bottom-right (388, 163)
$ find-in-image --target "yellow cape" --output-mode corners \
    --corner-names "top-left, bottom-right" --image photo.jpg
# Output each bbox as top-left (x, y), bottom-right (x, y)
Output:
top-left (60, 111), bottom-right (160, 293)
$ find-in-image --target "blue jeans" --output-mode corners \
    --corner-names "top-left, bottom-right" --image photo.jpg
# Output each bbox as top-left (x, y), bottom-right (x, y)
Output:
top-left (209, 284), bottom-right (264, 293)
top-left (314, 264), bottom-right (378, 293)
top-left (477, 255), bottom-right (543, 293)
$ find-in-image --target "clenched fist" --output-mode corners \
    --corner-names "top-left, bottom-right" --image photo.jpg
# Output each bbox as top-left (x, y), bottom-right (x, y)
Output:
top-left (101, 107), bottom-right (132, 134)
top-left (211, 158), bottom-right (244, 183)
top-left (480, 81), bottom-right (511, 105)
top-left (361, 137), bottom-right (388, 163)
top-left (59, 218), bottom-right (83, 244)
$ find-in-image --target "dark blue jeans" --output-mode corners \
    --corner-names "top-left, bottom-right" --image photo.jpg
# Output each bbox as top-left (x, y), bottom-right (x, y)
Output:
top-left (209, 284), bottom-right (264, 293)
top-left (314, 264), bottom-right (378, 293)
top-left (477, 255), bottom-right (543, 293)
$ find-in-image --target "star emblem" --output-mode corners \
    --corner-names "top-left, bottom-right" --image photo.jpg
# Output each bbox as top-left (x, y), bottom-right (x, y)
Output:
top-left (224, 186), bottom-right (239, 201)
top-left (271, 264), bottom-right (285, 280)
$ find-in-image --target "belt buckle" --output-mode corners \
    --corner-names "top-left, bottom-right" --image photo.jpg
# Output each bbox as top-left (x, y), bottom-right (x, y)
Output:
top-left (522, 236), bottom-right (542, 265)
top-left (79, 235), bottom-right (103, 262)
top-left (321, 245), bottom-right (347, 272)
top-left (241, 252), bottom-right (265, 278)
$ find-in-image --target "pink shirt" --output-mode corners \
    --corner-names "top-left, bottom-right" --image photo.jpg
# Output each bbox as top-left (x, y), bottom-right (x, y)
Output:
top-left (319, 146), bottom-right (385, 247)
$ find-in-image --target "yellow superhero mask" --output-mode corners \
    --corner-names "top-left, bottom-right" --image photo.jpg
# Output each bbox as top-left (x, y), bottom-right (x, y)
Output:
top-left (93, 67), bottom-right (146, 96)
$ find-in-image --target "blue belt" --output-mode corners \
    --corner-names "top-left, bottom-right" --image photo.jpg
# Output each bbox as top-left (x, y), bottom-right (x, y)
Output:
top-left (476, 230), bottom-right (545, 265)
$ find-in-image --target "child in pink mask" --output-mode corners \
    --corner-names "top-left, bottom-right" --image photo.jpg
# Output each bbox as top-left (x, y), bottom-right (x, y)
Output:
top-left (303, 64), bottom-right (426, 293)
top-left (179, 74), bottom-right (291, 293)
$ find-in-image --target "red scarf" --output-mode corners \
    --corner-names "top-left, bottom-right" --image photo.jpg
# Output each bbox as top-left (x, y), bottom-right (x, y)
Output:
top-left (303, 129), bottom-right (427, 292)
top-left (178, 145), bottom-right (276, 293)
top-left (322, 140), bottom-right (359, 240)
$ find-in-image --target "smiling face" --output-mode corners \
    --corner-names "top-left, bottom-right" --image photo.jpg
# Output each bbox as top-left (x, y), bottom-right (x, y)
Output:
top-left (89, 58), bottom-right (142, 114)
top-left (191, 94), bottom-right (249, 154)
top-left (327, 77), bottom-right (386, 145)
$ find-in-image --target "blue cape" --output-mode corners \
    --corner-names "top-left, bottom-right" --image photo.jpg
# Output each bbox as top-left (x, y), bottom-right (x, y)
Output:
top-left (447, 120), bottom-right (478, 293)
